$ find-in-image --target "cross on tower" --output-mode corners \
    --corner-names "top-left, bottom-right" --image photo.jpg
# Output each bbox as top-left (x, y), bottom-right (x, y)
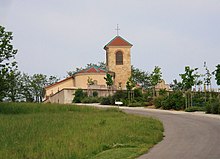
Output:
top-left (115, 24), bottom-right (120, 36)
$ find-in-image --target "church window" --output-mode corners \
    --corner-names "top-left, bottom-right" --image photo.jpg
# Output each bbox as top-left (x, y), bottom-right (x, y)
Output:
top-left (116, 51), bottom-right (123, 65)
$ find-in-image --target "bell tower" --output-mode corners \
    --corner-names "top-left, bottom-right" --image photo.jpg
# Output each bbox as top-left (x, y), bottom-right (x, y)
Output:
top-left (104, 35), bottom-right (132, 90)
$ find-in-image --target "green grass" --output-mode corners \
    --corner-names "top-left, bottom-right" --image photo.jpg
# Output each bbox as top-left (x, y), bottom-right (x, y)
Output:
top-left (0, 103), bottom-right (164, 159)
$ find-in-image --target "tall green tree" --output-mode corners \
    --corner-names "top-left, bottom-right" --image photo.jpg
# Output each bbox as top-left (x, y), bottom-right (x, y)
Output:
top-left (104, 73), bottom-right (113, 95)
top-left (30, 74), bottom-right (47, 102)
top-left (104, 73), bottom-right (113, 89)
top-left (5, 70), bottom-right (22, 102)
top-left (213, 64), bottom-right (220, 86)
top-left (131, 66), bottom-right (150, 89)
top-left (150, 66), bottom-right (162, 96)
top-left (0, 25), bottom-right (18, 101)
top-left (179, 66), bottom-right (200, 107)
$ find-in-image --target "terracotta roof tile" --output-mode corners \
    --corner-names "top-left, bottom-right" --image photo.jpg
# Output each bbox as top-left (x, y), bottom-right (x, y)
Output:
top-left (104, 36), bottom-right (132, 49)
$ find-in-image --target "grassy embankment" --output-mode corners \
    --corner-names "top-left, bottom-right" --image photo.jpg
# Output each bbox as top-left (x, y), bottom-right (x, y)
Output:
top-left (0, 103), bottom-right (163, 159)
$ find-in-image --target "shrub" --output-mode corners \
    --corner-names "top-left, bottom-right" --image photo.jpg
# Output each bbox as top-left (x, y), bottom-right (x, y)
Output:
top-left (206, 100), bottom-right (220, 114)
top-left (100, 96), bottom-right (114, 105)
top-left (206, 102), bottom-right (212, 114)
top-left (112, 90), bottom-right (127, 101)
top-left (93, 91), bottom-right (98, 97)
top-left (73, 89), bottom-right (87, 103)
top-left (134, 88), bottom-right (143, 98)
top-left (185, 106), bottom-right (206, 112)
top-left (81, 97), bottom-right (100, 103)
top-left (128, 102), bottom-right (143, 107)
top-left (211, 101), bottom-right (220, 114)
top-left (153, 96), bottom-right (165, 109)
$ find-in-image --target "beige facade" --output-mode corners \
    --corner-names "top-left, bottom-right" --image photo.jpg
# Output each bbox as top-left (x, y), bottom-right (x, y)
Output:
top-left (45, 77), bottom-right (75, 97)
top-left (44, 35), bottom-right (133, 104)
top-left (74, 73), bottom-right (107, 89)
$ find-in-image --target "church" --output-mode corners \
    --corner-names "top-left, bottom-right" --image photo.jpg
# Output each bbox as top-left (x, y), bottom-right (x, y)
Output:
top-left (44, 35), bottom-right (133, 104)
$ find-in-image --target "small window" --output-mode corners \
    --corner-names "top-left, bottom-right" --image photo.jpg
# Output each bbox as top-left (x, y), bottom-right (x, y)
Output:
top-left (116, 51), bottom-right (123, 65)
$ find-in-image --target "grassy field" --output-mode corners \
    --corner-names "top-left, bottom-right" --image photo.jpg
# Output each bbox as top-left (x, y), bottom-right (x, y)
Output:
top-left (0, 103), bottom-right (164, 159)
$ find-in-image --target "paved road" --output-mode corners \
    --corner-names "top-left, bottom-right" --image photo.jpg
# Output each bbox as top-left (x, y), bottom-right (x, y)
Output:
top-left (123, 108), bottom-right (220, 159)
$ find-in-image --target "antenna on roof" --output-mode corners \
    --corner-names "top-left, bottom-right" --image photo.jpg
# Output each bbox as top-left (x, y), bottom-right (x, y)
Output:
top-left (115, 24), bottom-right (120, 36)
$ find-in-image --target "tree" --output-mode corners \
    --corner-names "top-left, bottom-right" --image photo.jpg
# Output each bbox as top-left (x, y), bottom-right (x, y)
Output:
top-left (0, 25), bottom-right (18, 101)
top-left (126, 76), bottom-right (135, 101)
top-left (213, 64), bottom-right (220, 86)
top-left (47, 75), bottom-right (60, 85)
top-left (104, 73), bottom-right (113, 95)
top-left (131, 66), bottom-right (150, 89)
top-left (20, 73), bottom-right (34, 102)
top-left (170, 79), bottom-right (184, 91)
top-left (203, 62), bottom-right (212, 92)
top-left (5, 70), bottom-right (22, 102)
top-left (30, 74), bottom-right (47, 102)
top-left (150, 66), bottom-right (162, 96)
top-left (179, 66), bottom-right (200, 108)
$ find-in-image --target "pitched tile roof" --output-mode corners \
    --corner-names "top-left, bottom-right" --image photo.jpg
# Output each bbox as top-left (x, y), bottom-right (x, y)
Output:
top-left (104, 36), bottom-right (132, 49)
top-left (78, 66), bottom-right (107, 73)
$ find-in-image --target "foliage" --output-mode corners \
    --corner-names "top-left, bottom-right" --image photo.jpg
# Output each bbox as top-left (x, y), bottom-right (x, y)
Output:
top-left (158, 89), bottom-right (167, 96)
top-left (213, 64), bottom-right (220, 86)
top-left (206, 99), bottom-right (220, 114)
top-left (30, 74), bottom-right (47, 102)
top-left (73, 89), bottom-right (87, 103)
top-left (47, 75), bottom-right (60, 85)
top-left (153, 96), bottom-right (165, 109)
top-left (179, 66), bottom-right (200, 91)
top-left (165, 91), bottom-right (185, 110)
top-left (185, 106), bottom-right (206, 112)
top-left (131, 66), bottom-right (150, 89)
top-left (87, 76), bottom-right (95, 85)
top-left (81, 96), bottom-right (100, 103)
top-left (128, 102), bottom-right (144, 107)
top-left (126, 76), bottom-right (135, 91)
top-left (203, 62), bottom-right (211, 90)
top-left (100, 96), bottom-right (114, 105)
top-left (104, 73), bottom-right (113, 89)
top-left (150, 66), bottom-right (162, 87)
top-left (154, 91), bottom-right (185, 110)
top-left (0, 103), bottom-right (164, 159)
top-left (170, 79), bottom-right (184, 91)
top-left (0, 25), bottom-right (18, 101)
top-left (93, 91), bottom-right (98, 97)
top-left (150, 66), bottom-right (162, 97)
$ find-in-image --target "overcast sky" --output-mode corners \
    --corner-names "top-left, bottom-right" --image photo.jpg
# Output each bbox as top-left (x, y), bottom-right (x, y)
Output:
top-left (1, 0), bottom-right (220, 87)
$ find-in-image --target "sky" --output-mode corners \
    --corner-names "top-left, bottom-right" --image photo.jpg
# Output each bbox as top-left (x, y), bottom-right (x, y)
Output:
top-left (1, 0), bottom-right (220, 88)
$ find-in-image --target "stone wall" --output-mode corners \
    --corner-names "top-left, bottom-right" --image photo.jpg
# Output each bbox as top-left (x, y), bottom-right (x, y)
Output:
top-left (106, 46), bottom-right (131, 89)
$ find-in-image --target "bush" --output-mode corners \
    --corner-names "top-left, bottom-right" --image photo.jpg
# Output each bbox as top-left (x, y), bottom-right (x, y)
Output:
top-left (112, 90), bottom-right (127, 101)
top-left (153, 96), bottom-right (165, 109)
top-left (153, 91), bottom-right (184, 110)
top-left (93, 91), bottom-right (98, 97)
top-left (81, 97), bottom-right (100, 103)
top-left (206, 100), bottom-right (220, 114)
top-left (206, 102), bottom-right (212, 114)
top-left (73, 89), bottom-right (87, 103)
top-left (211, 101), bottom-right (219, 114)
top-left (134, 88), bottom-right (143, 98)
top-left (100, 96), bottom-right (114, 105)
top-left (185, 106), bottom-right (206, 112)
top-left (128, 102), bottom-right (143, 107)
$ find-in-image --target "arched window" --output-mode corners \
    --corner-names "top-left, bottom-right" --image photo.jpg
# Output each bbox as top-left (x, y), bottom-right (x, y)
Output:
top-left (116, 51), bottom-right (123, 65)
